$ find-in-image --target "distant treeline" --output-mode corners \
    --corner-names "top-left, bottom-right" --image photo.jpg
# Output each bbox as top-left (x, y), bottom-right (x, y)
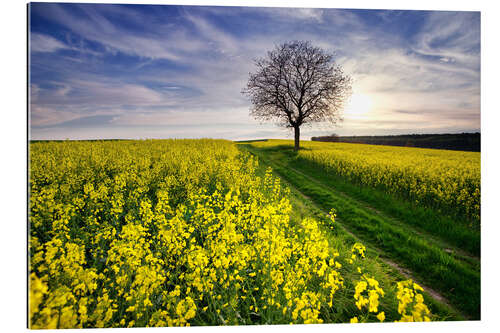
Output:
top-left (311, 133), bottom-right (480, 152)
top-left (30, 139), bottom-right (133, 143)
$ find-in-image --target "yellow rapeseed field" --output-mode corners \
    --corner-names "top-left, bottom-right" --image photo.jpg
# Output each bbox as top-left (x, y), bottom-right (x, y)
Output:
top-left (29, 139), bottom-right (431, 328)
top-left (253, 140), bottom-right (480, 224)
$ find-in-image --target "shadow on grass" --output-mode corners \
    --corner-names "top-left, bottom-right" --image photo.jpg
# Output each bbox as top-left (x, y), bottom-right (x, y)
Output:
top-left (239, 143), bottom-right (312, 154)
top-left (233, 139), bottom-right (269, 143)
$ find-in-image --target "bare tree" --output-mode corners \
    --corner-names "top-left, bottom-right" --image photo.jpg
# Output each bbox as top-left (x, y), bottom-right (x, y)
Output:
top-left (243, 40), bottom-right (352, 150)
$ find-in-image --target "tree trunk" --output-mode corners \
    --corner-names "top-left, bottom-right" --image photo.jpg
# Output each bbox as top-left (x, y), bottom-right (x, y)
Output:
top-left (294, 125), bottom-right (300, 151)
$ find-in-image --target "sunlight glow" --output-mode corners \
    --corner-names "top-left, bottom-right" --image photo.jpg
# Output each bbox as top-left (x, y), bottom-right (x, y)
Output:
top-left (345, 93), bottom-right (374, 117)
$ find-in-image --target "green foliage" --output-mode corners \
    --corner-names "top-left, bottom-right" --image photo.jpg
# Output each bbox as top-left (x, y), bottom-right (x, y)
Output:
top-left (240, 141), bottom-right (480, 319)
top-left (29, 139), bottom-right (436, 328)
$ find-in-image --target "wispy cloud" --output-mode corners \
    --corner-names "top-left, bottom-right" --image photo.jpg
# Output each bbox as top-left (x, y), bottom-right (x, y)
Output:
top-left (411, 11), bottom-right (480, 70)
top-left (30, 33), bottom-right (68, 53)
top-left (29, 4), bottom-right (480, 140)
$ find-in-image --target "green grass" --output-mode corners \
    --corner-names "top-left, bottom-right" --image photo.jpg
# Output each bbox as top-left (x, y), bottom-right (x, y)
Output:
top-left (243, 146), bottom-right (463, 322)
top-left (238, 142), bottom-right (480, 320)
top-left (293, 154), bottom-right (480, 257)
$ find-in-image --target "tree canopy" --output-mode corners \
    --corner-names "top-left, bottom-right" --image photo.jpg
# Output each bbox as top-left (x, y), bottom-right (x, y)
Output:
top-left (243, 40), bottom-right (351, 150)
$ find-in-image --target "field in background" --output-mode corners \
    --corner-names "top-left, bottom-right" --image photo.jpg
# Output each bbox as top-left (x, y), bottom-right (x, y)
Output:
top-left (29, 139), bottom-right (440, 329)
top-left (239, 140), bottom-right (480, 319)
top-left (299, 140), bottom-right (480, 224)
top-left (311, 133), bottom-right (480, 152)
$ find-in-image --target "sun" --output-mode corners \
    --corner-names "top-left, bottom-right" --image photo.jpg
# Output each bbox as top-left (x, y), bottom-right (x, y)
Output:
top-left (345, 93), bottom-right (373, 116)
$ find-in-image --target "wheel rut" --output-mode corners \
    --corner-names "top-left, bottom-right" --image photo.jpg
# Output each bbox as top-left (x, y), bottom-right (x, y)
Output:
top-left (242, 145), bottom-right (473, 319)
top-left (286, 161), bottom-right (480, 264)
top-left (282, 168), bottom-right (460, 317)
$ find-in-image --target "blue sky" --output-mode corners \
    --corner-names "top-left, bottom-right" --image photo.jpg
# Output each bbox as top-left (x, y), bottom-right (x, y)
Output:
top-left (29, 2), bottom-right (480, 140)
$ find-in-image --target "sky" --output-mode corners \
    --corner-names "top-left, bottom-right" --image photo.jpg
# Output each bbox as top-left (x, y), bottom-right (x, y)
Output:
top-left (28, 2), bottom-right (481, 140)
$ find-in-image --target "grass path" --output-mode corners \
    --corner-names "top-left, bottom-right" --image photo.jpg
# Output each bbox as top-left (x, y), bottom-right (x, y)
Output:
top-left (292, 156), bottom-right (480, 257)
top-left (238, 143), bottom-right (480, 320)
top-left (286, 158), bottom-right (479, 267)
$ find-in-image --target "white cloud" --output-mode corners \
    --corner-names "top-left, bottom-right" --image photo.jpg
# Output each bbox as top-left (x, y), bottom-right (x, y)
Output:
top-left (30, 105), bottom-right (82, 127)
top-left (411, 11), bottom-right (480, 70)
top-left (274, 8), bottom-right (325, 23)
top-left (29, 5), bottom-right (480, 138)
top-left (34, 4), bottom-right (193, 61)
top-left (183, 13), bottom-right (239, 55)
top-left (29, 77), bottom-right (183, 127)
top-left (30, 84), bottom-right (40, 102)
top-left (109, 107), bottom-right (255, 126)
top-left (30, 33), bottom-right (68, 53)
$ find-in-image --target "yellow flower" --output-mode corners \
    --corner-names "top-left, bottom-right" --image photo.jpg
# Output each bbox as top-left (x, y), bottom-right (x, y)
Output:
top-left (29, 139), bottom-right (437, 328)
